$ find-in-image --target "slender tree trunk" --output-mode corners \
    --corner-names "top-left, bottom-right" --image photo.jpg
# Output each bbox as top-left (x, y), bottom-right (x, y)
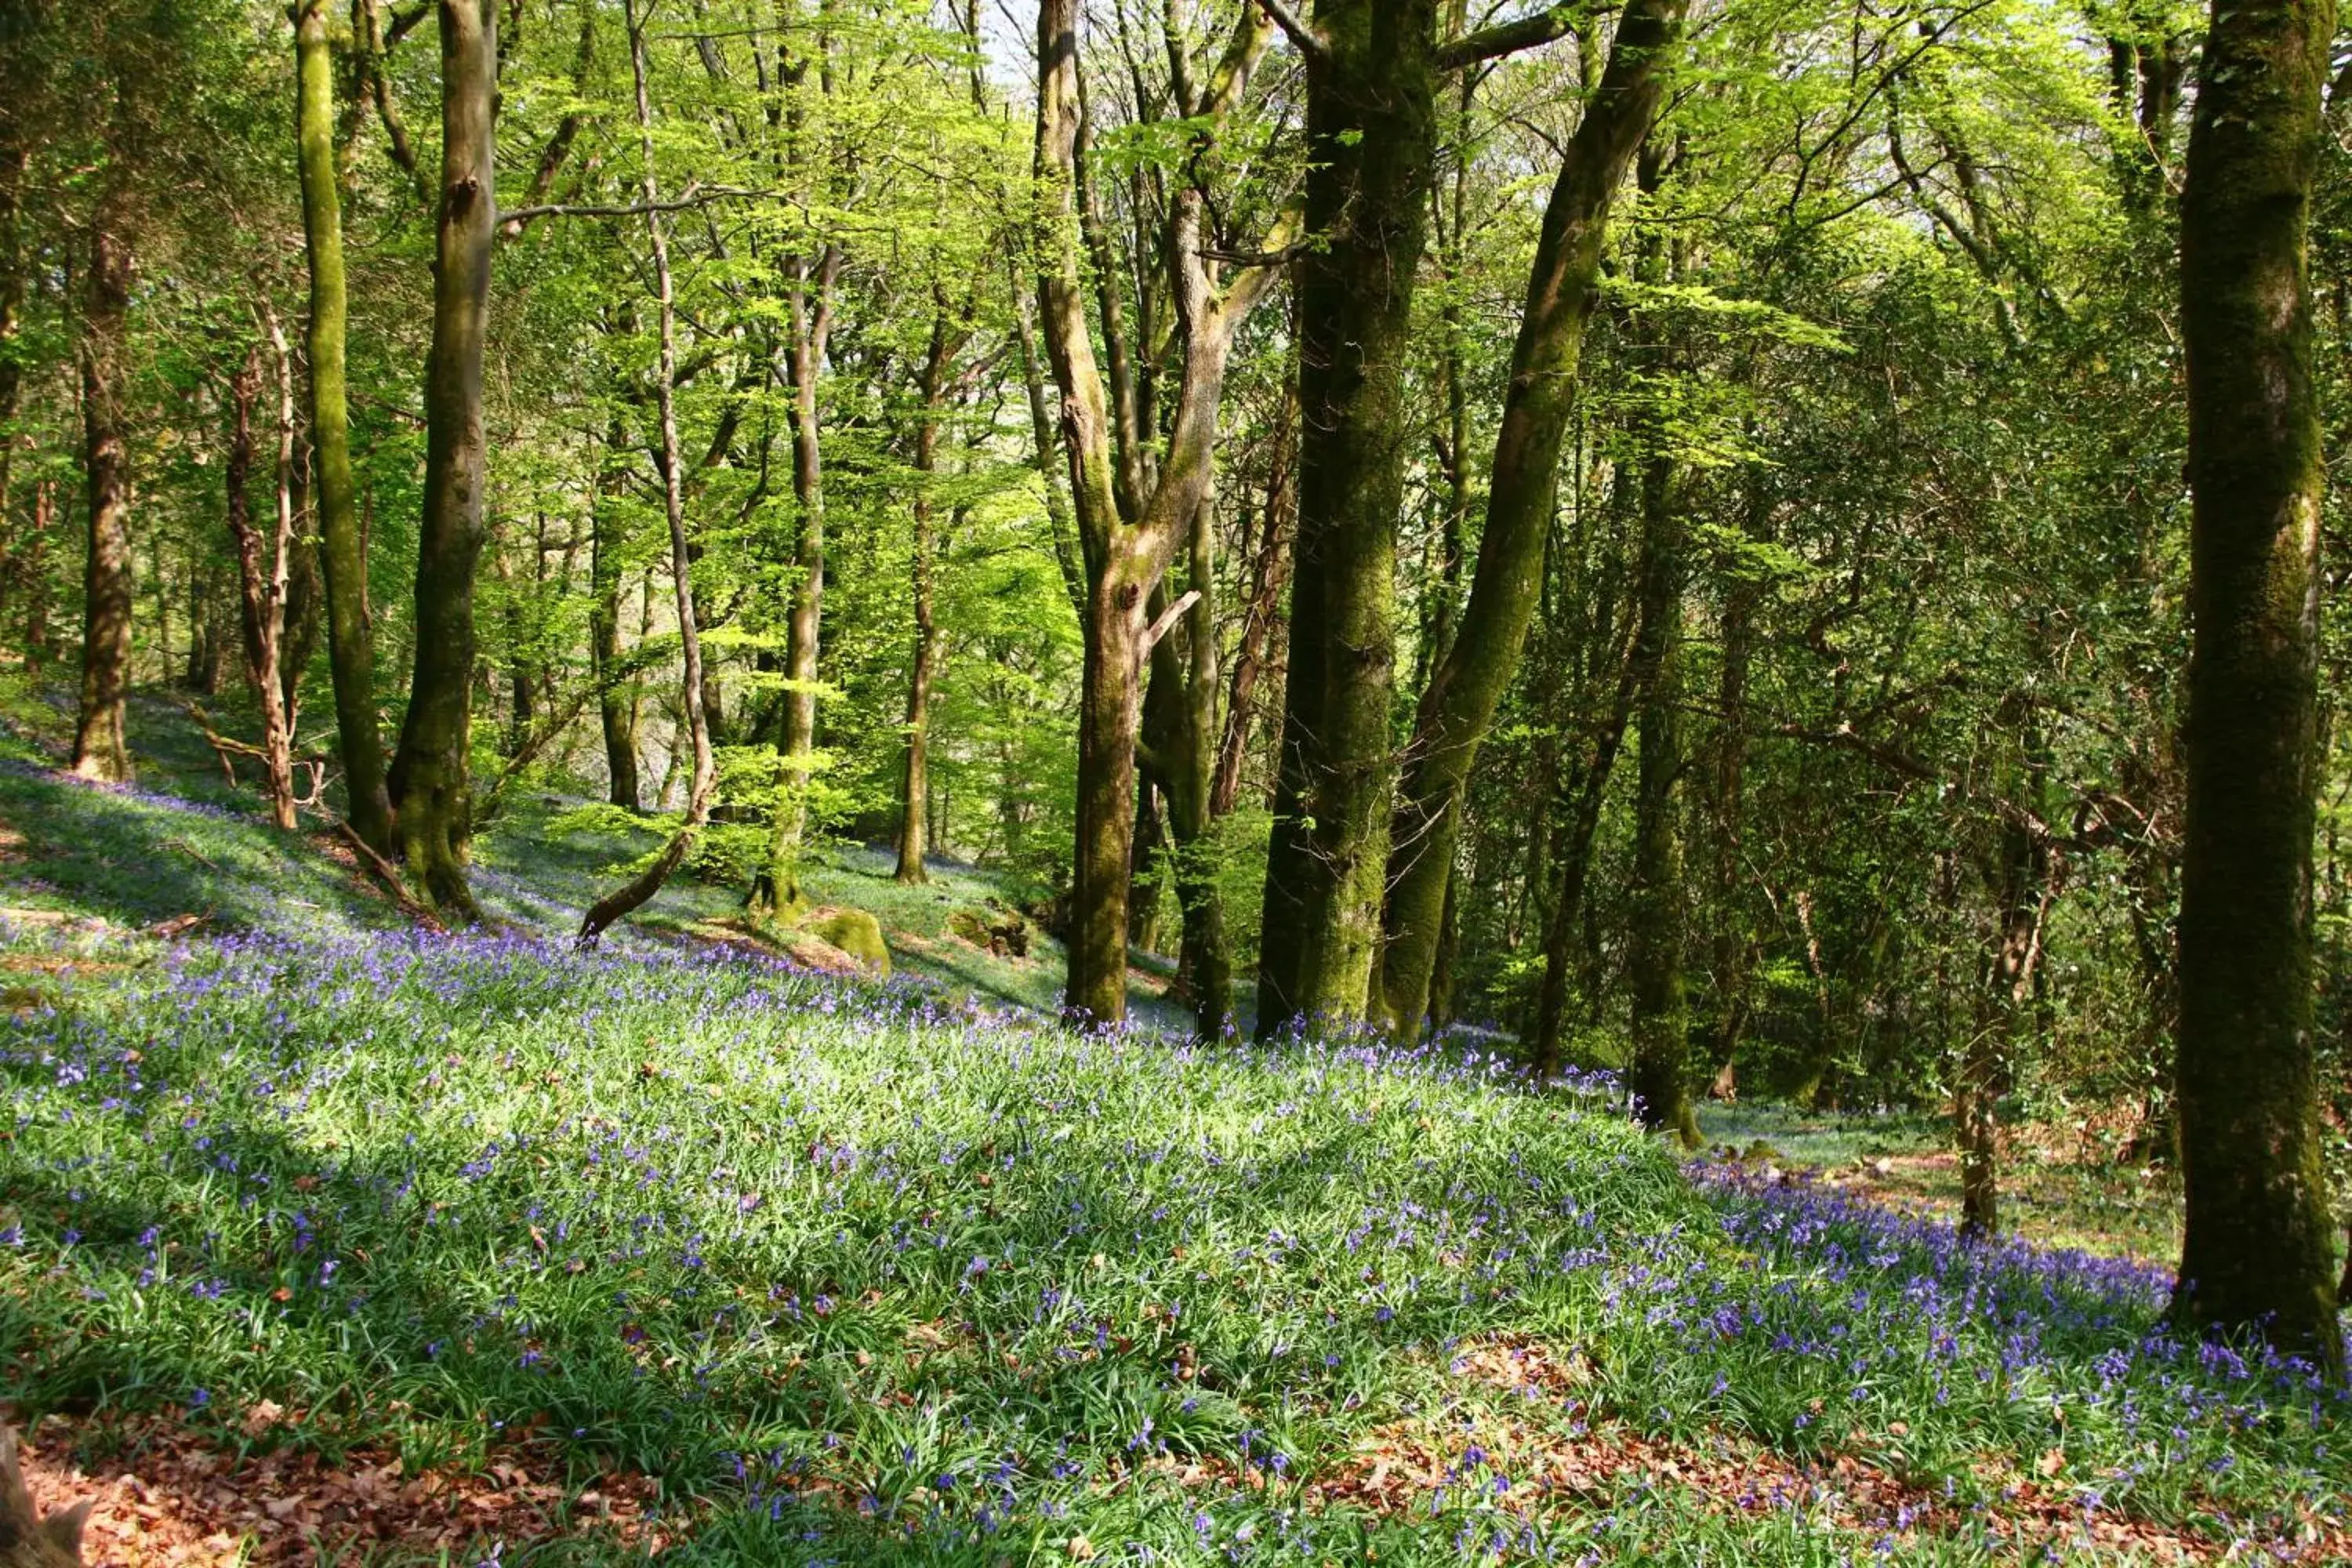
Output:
top-left (751, 245), bottom-right (839, 916)
top-left (590, 426), bottom-right (641, 810)
top-left (242, 317), bottom-right (303, 829)
top-left (387, 0), bottom-right (497, 916)
top-left (1530, 618), bottom-right (1639, 1077)
top-left (1210, 379), bottom-right (1296, 818)
top-left (1376, 0), bottom-right (1683, 1033)
top-left (897, 309), bottom-right (955, 884)
top-left (1014, 280), bottom-right (1087, 618)
top-left (579, 0), bottom-right (716, 946)
top-left (1625, 445), bottom-right (1697, 1145)
top-left (1160, 495), bottom-right (1234, 1038)
top-left (23, 481), bottom-right (53, 674)
top-left (1961, 804), bottom-right (2041, 1241)
top-left (0, 138), bottom-right (24, 637)
top-left (71, 186), bottom-right (136, 783)
top-left (2173, 0), bottom-right (2343, 1374)
top-left (1708, 477), bottom-right (1761, 1076)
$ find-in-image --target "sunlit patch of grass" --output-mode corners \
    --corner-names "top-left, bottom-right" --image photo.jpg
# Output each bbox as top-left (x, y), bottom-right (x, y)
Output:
top-left (1, 924), bottom-right (2343, 1565)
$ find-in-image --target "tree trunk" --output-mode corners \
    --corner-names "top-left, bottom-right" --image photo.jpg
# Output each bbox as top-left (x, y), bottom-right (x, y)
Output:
top-left (2173, 0), bottom-right (2343, 1374)
top-left (1160, 496), bottom-right (1235, 1039)
top-left (387, 0), bottom-right (497, 916)
top-left (579, 0), bottom-right (716, 946)
top-left (1625, 445), bottom-right (1697, 1146)
top-left (0, 137), bottom-right (24, 641)
top-left (1261, 0), bottom-right (1436, 1029)
top-left (1067, 541), bottom-right (1153, 1022)
top-left (590, 434), bottom-right (641, 810)
top-left (1210, 379), bottom-right (1296, 818)
top-left (225, 320), bottom-right (302, 832)
top-left (1375, 0), bottom-right (1684, 1033)
top-left (1036, 0), bottom-right (1276, 1025)
top-left (71, 187), bottom-right (136, 783)
top-left (751, 245), bottom-right (839, 916)
top-left (897, 308), bottom-right (955, 884)
top-left (1961, 715), bottom-right (2049, 1243)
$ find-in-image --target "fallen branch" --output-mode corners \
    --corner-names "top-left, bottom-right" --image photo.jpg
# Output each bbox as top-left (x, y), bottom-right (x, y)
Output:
top-left (336, 821), bottom-right (444, 931)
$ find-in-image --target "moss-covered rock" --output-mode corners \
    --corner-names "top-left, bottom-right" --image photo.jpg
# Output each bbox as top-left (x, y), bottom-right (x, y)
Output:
top-left (804, 906), bottom-right (890, 975)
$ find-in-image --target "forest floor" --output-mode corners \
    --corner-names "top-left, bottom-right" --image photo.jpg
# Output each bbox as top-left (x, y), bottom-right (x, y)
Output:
top-left (2, 692), bottom-right (2343, 1565)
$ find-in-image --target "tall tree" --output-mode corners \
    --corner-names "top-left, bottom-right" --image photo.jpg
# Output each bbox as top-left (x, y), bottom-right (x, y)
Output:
top-left (387, 0), bottom-right (499, 916)
top-left (1255, 0), bottom-right (1602, 1032)
top-left (1034, 0), bottom-right (1283, 1025)
top-left (896, 303), bottom-right (958, 884)
top-left (579, 0), bottom-right (717, 946)
top-left (70, 76), bottom-right (138, 783)
top-left (294, 0), bottom-right (394, 854)
top-left (2173, 0), bottom-right (2343, 1373)
top-left (1374, 0), bottom-right (1686, 1035)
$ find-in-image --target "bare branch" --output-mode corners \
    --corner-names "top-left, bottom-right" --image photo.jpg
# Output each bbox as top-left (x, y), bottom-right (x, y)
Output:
top-left (1250, 0), bottom-right (1328, 64)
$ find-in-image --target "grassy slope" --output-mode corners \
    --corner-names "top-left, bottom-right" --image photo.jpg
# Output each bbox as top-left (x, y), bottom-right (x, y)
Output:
top-left (2, 694), bottom-right (2347, 1564)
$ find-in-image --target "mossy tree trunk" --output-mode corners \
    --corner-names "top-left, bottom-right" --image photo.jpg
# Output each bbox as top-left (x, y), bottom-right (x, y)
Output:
top-left (1036, 0), bottom-right (1279, 1025)
top-left (1258, 0), bottom-right (1435, 1032)
top-left (2173, 0), bottom-right (2343, 1375)
top-left (296, 0), bottom-right (394, 854)
top-left (1625, 442), bottom-right (1697, 1147)
top-left (71, 174), bottom-right (136, 784)
top-left (387, 0), bottom-right (497, 918)
top-left (1375, 0), bottom-right (1685, 1036)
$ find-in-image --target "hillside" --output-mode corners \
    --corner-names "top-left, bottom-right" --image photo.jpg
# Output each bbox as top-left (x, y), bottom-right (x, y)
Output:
top-left (0, 703), bottom-right (2345, 1565)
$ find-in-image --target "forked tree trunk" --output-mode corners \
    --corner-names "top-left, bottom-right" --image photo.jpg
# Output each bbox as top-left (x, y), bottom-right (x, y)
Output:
top-left (2172, 0), bottom-right (2343, 1374)
top-left (387, 0), bottom-right (497, 916)
top-left (1036, 0), bottom-right (1276, 1025)
top-left (71, 188), bottom-right (136, 783)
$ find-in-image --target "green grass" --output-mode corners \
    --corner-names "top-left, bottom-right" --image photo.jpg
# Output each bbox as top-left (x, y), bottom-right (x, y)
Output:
top-left (1, 691), bottom-right (2346, 1564)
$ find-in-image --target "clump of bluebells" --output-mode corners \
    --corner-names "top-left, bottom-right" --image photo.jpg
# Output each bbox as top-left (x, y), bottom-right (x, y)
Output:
top-left (2, 924), bottom-right (2343, 1565)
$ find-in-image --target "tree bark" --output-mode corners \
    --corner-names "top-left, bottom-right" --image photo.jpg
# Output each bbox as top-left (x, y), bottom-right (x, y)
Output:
top-left (897, 307), bottom-right (956, 884)
top-left (579, 0), bottom-right (717, 946)
top-left (1259, 0), bottom-right (1436, 1030)
top-left (590, 422), bottom-right (642, 810)
top-left (387, 0), bottom-right (497, 917)
top-left (1036, 0), bottom-right (1276, 1025)
top-left (750, 241), bottom-right (840, 916)
top-left (1375, 0), bottom-right (1684, 1034)
top-left (71, 182), bottom-right (136, 783)
top-left (1625, 442), bottom-right (1697, 1146)
top-left (2173, 0), bottom-right (2343, 1374)
top-left (296, 0), bottom-right (396, 853)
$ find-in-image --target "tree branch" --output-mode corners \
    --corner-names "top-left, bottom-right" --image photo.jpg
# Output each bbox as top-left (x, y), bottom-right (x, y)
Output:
top-left (1250, 0), bottom-right (1328, 64)
top-left (1436, 4), bottom-right (1583, 71)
